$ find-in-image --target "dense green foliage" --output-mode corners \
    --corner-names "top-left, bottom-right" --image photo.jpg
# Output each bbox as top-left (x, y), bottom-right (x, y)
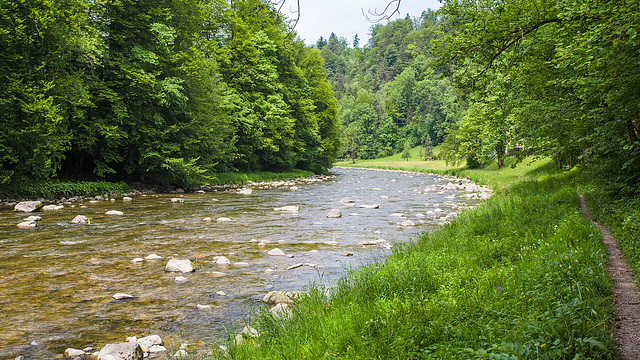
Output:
top-left (434, 0), bottom-right (640, 185)
top-left (224, 160), bottom-right (616, 359)
top-left (315, 11), bottom-right (462, 160)
top-left (9, 180), bottom-right (132, 199)
top-left (0, 0), bottom-right (340, 188)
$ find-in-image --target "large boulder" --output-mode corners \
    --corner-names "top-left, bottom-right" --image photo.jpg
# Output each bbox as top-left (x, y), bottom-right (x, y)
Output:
top-left (14, 201), bottom-right (42, 213)
top-left (326, 209), bottom-right (342, 218)
top-left (97, 342), bottom-right (143, 360)
top-left (165, 259), bottom-right (194, 273)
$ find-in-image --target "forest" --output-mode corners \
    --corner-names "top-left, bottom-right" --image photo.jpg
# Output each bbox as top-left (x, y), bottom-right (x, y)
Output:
top-left (314, 9), bottom-right (461, 161)
top-left (0, 0), bottom-right (340, 189)
top-left (1, 0), bottom-right (638, 195)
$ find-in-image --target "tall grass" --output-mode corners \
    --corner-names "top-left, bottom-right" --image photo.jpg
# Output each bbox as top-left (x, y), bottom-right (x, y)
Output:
top-left (11, 180), bottom-right (132, 199)
top-left (221, 161), bottom-right (616, 359)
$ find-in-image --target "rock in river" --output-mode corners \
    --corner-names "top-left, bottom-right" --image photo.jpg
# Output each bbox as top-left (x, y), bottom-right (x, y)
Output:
top-left (97, 342), bottom-right (143, 360)
top-left (215, 256), bottom-right (231, 265)
top-left (274, 205), bottom-right (299, 212)
top-left (327, 209), bottom-right (342, 218)
top-left (171, 198), bottom-right (184, 203)
top-left (42, 204), bottom-right (64, 211)
top-left (64, 348), bottom-right (85, 357)
top-left (113, 293), bottom-right (134, 300)
top-left (14, 201), bottom-right (42, 213)
top-left (16, 221), bottom-right (36, 228)
top-left (267, 248), bottom-right (286, 256)
top-left (71, 215), bottom-right (89, 224)
top-left (165, 259), bottom-right (194, 273)
top-left (105, 210), bottom-right (124, 216)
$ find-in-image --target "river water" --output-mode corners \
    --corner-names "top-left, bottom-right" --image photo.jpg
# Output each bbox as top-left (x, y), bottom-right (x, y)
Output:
top-left (0, 168), bottom-right (487, 359)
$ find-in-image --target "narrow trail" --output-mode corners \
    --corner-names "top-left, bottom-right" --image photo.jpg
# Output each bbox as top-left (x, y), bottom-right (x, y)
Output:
top-left (578, 194), bottom-right (640, 360)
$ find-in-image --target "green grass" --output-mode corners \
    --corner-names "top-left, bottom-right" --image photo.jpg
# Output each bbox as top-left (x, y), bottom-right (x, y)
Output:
top-left (218, 156), bottom-right (617, 359)
top-left (6, 180), bottom-right (133, 199)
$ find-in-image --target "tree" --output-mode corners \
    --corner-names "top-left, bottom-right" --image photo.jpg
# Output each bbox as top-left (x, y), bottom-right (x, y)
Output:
top-left (433, 0), bottom-right (640, 185)
top-left (424, 133), bottom-right (433, 158)
top-left (401, 141), bottom-right (411, 161)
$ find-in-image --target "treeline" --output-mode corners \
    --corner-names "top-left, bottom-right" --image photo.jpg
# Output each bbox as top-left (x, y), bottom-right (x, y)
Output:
top-left (314, 10), bottom-right (461, 160)
top-left (434, 0), bottom-right (640, 190)
top-left (0, 0), bottom-right (339, 188)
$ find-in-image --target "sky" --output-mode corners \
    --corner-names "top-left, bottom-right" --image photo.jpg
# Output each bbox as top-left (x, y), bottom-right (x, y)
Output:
top-left (286, 0), bottom-right (443, 46)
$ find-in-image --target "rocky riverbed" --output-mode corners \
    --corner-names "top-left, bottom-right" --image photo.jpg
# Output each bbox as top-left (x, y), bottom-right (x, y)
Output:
top-left (0, 168), bottom-right (490, 359)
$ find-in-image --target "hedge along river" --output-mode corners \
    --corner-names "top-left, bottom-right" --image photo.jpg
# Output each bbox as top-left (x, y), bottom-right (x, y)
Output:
top-left (0, 167), bottom-right (491, 359)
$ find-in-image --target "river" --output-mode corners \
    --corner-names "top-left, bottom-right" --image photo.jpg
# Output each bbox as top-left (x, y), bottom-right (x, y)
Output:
top-left (0, 167), bottom-right (489, 359)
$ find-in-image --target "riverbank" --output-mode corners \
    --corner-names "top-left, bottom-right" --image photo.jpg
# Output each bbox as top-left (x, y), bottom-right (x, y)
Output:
top-left (222, 158), bottom-right (620, 359)
top-left (0, 170), bottom-right (315, 208)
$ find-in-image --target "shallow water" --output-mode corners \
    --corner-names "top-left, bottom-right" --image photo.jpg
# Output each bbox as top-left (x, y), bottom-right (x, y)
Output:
top-left (0, 168), bottom-right (484, 359)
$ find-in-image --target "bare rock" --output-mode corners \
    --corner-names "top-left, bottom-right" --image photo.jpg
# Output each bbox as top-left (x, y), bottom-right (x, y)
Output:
top-left (165, 259), bottom-right (194, 273)
top-left (65, 348), bottom-right (85, 357)
top-left (105, 210), bottom-right (124, 216)
top-left (113, 293), bottom-right (134, 300)
top-left (145, 254), bottom-right (162, 260)
top-left (327, 209), bottom-right (342, 218)
top-left (171, 198), bottom-right (184, 203)
top-left (339, 197), bottom-right (355, 203)
top-left (14, 201), bottom-right (42, 213)
top-left (274, 205), bottom-right (299, 212)
top-left (267, 248), bottom-right (286, 256)
top-left (263, 291), bottom-right (292, 305)
top-left (215, 256), bottom-right (231, 265)
top-left (17, 221), bottom-right (36, 228)
top-left (42, 204), bottom-right (64, 211)
top-left (71, 215), bottom-right (89, 224)
top-left (97, 342), bottom-right (143, 360)
top-left (359, 204), bottom-right (380, 209)
top-left (269, 303), bottom-right (292, 319)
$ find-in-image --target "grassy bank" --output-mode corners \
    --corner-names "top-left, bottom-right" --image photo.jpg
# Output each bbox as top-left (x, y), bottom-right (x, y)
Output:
top-left (0, 169), bottom-right (315, 200)
top-left (222, 157), bottom-right (617, 359)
